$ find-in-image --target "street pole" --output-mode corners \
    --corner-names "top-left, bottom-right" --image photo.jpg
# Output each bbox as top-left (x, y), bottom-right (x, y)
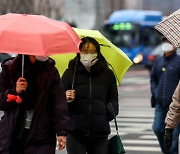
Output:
top-left (94, 0), bottom-right (105, 30)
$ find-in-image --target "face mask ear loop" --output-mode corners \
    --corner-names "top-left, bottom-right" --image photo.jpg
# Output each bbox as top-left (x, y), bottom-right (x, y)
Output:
top-left (91, 56), bottom-right (98, 64)
top-left (71, 57), bottom-right (78, 90)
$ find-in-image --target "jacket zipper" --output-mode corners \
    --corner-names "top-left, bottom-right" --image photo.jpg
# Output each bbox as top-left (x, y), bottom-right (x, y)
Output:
top-left (162, 59), bottom-right (167, 105)
top-left (163, 70), bottom-right (166, 105)
top-left (88, 74), bottom-right (92, 135)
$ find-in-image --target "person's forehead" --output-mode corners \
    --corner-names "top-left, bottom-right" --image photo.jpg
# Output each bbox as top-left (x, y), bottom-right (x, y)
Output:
top-left (82, 43), bottom-right (96, 51)
top-left (81, 43), bottom-right (97, 53)
top-left (83, 42), bottom-right (95, 48)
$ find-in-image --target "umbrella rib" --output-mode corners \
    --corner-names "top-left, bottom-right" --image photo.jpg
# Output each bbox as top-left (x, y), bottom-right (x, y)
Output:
top-left (23, 16), bottom-right (45, 55)
top-left (99, 44), bottom-right (111, 47)
top-left (0, 14), bottom-right (20, 32)
top-left (165, 20), bottom-right (179, 42)
top-left (158, 19), bottom-right (179, 47)
top-left (0, 16), bottom-right (22, 50)
top-left (30, 16), bottom-right (79, 48)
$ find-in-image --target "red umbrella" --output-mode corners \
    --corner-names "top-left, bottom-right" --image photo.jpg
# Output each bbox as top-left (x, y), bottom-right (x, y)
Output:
top-left (0, 13), bottom-right (81, 56)
top-left (0, 13), bottom-right (81, 77)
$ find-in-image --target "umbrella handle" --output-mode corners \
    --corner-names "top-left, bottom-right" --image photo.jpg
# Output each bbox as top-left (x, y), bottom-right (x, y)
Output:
top-left (22, 54), bottom-right (24, 77)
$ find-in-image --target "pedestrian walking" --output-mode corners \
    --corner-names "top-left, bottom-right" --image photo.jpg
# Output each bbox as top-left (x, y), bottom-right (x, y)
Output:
top-left (0, 55), bottom-right (69, 154)
top-left (62, 37), bottom-right (119, 154)
top-left (150, 37), bottom-right (180, 154)
top-left (164, 81), bottom-right (180, 153)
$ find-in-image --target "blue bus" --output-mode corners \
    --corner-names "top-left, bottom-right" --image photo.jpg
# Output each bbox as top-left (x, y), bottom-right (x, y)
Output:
top-left (103, 10), bottom-right (163, 66)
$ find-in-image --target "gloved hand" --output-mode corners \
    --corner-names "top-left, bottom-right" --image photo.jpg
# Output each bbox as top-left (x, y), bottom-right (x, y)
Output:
top-left (164, 128), bottom-right (173, 153)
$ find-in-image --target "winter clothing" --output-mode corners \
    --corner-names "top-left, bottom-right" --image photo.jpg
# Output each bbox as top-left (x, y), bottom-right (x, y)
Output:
top-left (66, 133), bottom-right (108, 154)
top-left (150, 51), bottom-right (180, 154)
top-left (150, 52), bottom-right (180, 107)
top-left (152, 104), bottom-right (180, 153)
top-left (164, 81), bottom-right (180, 153)
top-left (0, 55), bottom-right (69, 154)
top-left (62, 57), bottom-right (119, 136)
top-left (62, 55), bottom-right (118, 154)
top-left (165, 81), bottom-right (180, 129)
top-left (164, 128), bottom-right (173, 153)
top-left (62, 36), bottom-right (119, 154)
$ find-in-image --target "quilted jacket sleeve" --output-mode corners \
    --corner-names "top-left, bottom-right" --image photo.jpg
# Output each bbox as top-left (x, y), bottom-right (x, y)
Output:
top-left (165, 81), bottom-right (180, 129)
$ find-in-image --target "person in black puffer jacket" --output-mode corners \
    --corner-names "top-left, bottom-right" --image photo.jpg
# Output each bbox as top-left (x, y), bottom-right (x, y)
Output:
top-left (62, 37), bottom-right (119, 154)
top-left (150, 37), bottom-right (180, 154)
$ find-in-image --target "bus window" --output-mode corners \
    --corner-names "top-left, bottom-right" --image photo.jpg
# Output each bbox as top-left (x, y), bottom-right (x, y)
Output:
top-left (102, 10), bottom-right (163, 64)
top-left (104, 23), bottom-right (140, 48)
top-left (142, 28), bottom-right (161, 47)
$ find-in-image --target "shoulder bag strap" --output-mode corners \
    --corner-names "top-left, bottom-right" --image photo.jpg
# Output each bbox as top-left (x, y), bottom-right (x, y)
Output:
top-left (110, 102), bottom-right (119, 135)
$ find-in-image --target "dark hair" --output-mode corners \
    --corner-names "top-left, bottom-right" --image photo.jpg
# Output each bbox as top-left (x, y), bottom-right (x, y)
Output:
top-left (79, 37), bottom-right (100, 53)
top-left (78, 37), bottom-right (106, 62)
top-left (162, 36), bottom-right (167, 41)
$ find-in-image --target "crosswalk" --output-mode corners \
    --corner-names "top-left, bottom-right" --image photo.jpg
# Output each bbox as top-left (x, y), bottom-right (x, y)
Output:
top-left (120, 76), bottom-right (150, 92)
top-left (109, 106), bottom-right (162, 154)
top-left (56, 107), bottom-right (161, 154)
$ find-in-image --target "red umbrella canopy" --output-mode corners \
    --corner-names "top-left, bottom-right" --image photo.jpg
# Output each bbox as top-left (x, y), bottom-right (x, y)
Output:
top-left (0, 13), bottom-right (81, 56)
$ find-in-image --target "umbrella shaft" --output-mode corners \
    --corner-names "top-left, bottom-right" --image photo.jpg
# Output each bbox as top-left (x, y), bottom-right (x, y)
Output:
top-left (22, 54), bottom-right (24, 77)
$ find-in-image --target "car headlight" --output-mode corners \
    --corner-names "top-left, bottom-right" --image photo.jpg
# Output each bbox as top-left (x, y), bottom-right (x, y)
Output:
top-left (133, 54), bottom-right (143, 64)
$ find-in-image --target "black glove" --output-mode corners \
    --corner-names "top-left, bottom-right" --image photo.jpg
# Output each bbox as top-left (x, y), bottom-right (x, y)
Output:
top-left (164, 128), bottom-right (173, 153)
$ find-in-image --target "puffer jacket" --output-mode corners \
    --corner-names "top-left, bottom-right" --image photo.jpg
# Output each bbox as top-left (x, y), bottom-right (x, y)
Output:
top-left (165, 81), bottom-right (180, 129)
top-left (62, 57), bottom-right (119, 136)
top-left (150, 52), bottom-right (180, 107)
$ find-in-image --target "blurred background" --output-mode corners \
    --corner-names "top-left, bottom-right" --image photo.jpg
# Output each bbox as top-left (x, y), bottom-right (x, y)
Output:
top-left (0, 0), bottom-right (179, 69)
top-left (0, 1), bottom-right (180, 153)
top-left (0, 0), bottom-right (179, 28)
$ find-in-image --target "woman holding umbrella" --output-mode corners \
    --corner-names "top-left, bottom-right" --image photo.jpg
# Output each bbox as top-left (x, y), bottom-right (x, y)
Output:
top-left (62, 37), bottom-right (119, 154)
top-left (0, 55), bottom-right (69, 154)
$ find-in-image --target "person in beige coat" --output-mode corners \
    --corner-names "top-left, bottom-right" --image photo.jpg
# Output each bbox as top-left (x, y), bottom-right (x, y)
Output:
top-left (164, 81), bottom-right (180, 153)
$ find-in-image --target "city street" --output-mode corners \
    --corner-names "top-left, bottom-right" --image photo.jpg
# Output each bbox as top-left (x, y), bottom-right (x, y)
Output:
top-left (0, 1), bottom-right (179, 154)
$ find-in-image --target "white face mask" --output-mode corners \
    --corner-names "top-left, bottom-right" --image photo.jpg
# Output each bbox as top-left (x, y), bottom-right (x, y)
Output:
top-left (80, 53), bottom-right (98, 71)
top-left (35, 56), bottom-right (49, 61)
top-left (162, 42), bottom-right (174, 53)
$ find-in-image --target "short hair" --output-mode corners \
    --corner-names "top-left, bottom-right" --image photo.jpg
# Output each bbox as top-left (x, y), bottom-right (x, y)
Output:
top-left (162, 36), bottom-right (167, 41)
top-left (79, 37), bottom-right (100, 53)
